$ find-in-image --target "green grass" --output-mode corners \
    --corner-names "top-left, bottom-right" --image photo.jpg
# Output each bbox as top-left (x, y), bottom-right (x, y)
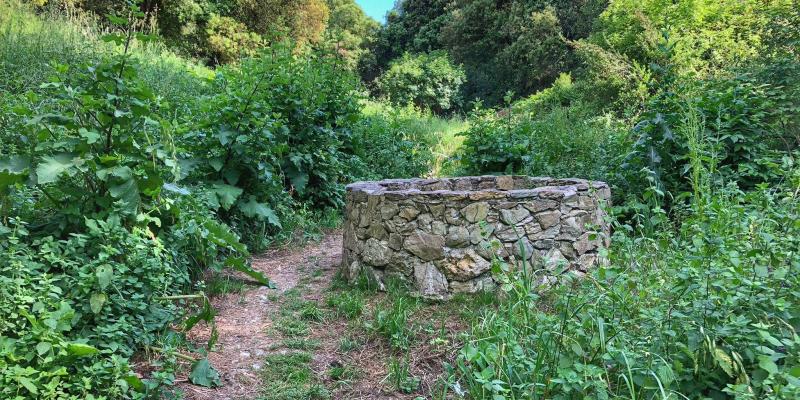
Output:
top-left (328, 363), bottom-right (358, 384)
top-left (387, 356), bottom-right (420, 394)
top-left (366, 286), bottom-right (421, 352)
top-left (428, 116), bottom-right (468, 177)
top-left (361, 102), bottom-right (468, 177)
top-left (275, 314), bottom-right (310, 337)
top-left (279, 338), bottom-right (321, 351)
top-left (204, 274), bottom-right (249, 295)
top-left (358, 100), bottom-right (468, 178)
top-left (324, 290), bottom-right (365, 319)
top-left (299, 302), bottom-right (324, 321)
top-left (0, 1), bottom-right (211, 103)
top-left (337, 335), bottom-right (362, 352)
top-left (259, 352), bottom-right (329, 400)
top-left (260, 284), bottom-right (330, 399)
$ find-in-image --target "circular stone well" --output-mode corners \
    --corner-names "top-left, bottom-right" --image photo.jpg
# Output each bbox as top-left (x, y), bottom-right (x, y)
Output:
top-left (341, 176), bottom-right (610, 299)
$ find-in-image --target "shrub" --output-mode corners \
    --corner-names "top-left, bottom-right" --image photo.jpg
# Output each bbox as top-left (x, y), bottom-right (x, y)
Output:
top-left (458, 91), bottom-right (629, 187)
top-left (376, 51), bottom-right (465, 113)
top-left (452, 182), bottom-right (800, 398)
top-left (0, 9), bottom-right (268, 398)
top-left (351, 102), bottom-right (437, 179)
top-left (0, 217), bottom-right (185, 398)
top-left (181, 43), bottom-right (363, 245)
top-left (625, 66), bottom-right (800, 207)
top-left (205, 14), bottom-right (263, 64)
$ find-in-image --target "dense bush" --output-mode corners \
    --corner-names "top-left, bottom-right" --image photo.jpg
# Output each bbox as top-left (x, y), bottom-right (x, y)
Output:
top-left (447, 3), bottom-right (800, 397)
top-left (0, 218), bottom-right (187, 398)
top-left (626, 65), bottom-right (800, 205)
top-left (453, 179), bottom-right (800, 398)
top-left (3, 0), bottom-right (799, 399)
top-left (364, 0), bottom-right (606, 105)
top-left (375, 51), bottom-right (465, 113)
top-left (46, 0), bottom-right (376, 66)
top-left (0, 7), bottom-right (267, 397)
top-left (458, 74), bottom-right (630, 188)
top-left (181, 44), bottom-right (363, 250)
top-left (351, 103), bottom-right (439, 180)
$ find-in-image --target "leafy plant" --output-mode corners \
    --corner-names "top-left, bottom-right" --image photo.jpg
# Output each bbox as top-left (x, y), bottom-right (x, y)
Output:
top-left (449, 173), bottom-right (800, 399)
top-left (376, 51), bottom-right (465, 113)
top-left (0, 6), bottom-right (271, 398)
top-left (388, 356), bottom-right (420, 394)
top-left (182, 43), bottom-right (362, 246)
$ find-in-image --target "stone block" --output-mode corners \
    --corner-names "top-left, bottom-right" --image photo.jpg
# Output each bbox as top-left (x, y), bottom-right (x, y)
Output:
top-left (461, 202), bottom-right (489, 223)
top-left (399, 207), bottom-right (421, 221)
top-left (440, 248), bottom-right (491, 281)
top-left (361, 238), bottom-right (392, 267)
top-left (404, 231), bottom-right (445, 261)
top-left (500, 207), bottom-right (531, 225)
top-left (414, 262), bottom-right (448, 299)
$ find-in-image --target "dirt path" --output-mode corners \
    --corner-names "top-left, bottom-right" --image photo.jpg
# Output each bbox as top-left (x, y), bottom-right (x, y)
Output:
top-left (175, 230), bottom-right (468, 400)
top-left (177, 232), bottom-right (344, 400)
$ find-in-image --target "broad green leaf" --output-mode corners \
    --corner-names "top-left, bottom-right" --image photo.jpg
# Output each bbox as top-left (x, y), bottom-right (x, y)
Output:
top-left (0, 155), bottom-right (30, 173)
top-left (208, 157), bottom-right (225, 172)
top-left (210, 183), bottom-right (243, 210)
top-left (177, 158), bottom-right (198, 179)
top-left (36, 154), bottom-right (78, 184)
top-left (67, 342), bottom-right (99, 357)
top-left (286, 167), bottom-right (309, 194)
top-left (106, 14), bottom-right (128, 26)
top-left (123, 375), bottom-right (146, 392)
top-left (18, 377), bottom-right (38, 394)
top-left (90, 292), bottom-right (107, 314)
top-left (215, 128), bottom-right (235, 146)
top-left (36, 342), bottom-right (52, 356)
top-left (0, 155), bottom-right (30, 191)
top-left (223, 167), bottom-right (241, 185)
top-left (224, 256), bottom-right (274, 288)
top-left (138, 175), bottom-right (163, 198)
top-left (163, 182), bottom-right (191, 195)
top-left (78, 128), bottom-right (102, 144)
top-left (0, 171), bottom-right (26, 192)
top-left (135, 32), bottom-right (157, 43)
top-left (101, 33), bottom-right (125, 45)
top-left (96, 265), bottom-right (113, 290)
top-left (202, 220), bottom-right (248, 254)
top-left (109, 178), bottom-right (140, 213)
top-left (184, 296), bottom-right (216, 331)
top-left (759, 356), bottom-right (778, 375)
top-left (189, 358), bottom-right (221, 387)
top-left (97, 166), bottom-right (133, 181)
top-left (238, 196), bottom-right (281, 228)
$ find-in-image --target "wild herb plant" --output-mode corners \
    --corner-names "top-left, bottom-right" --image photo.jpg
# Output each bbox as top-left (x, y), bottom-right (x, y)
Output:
top-left (0, 4), bottom-right (269, 397)
top-left (449, 117), bottom-right (800, 398)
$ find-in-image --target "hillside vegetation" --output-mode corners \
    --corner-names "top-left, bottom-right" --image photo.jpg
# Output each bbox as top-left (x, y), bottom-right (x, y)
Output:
top-left (1, 0), bottom-right (798, 399)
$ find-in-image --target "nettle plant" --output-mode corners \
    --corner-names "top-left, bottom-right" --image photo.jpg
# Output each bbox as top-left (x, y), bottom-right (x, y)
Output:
top-left (0, 5), bottom-right (270, 398)
top-left (0, 5), bottom-right (268, 282)
top-left (3, 12), bottom-right (170, 228)
top-left (181, 44), bottom-right (363, 246)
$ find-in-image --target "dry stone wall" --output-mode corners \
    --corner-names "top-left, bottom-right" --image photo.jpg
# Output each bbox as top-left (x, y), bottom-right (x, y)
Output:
top-left (341, 176), bottom-right (611, 299)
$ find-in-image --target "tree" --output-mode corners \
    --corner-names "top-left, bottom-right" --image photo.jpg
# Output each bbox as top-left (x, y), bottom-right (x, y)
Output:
top-left (365, 0), bottom-right (607, 105)
top-left (325, 0), bottom-right (380, 69)
top-left (376, 51), bottom-right (466, 113)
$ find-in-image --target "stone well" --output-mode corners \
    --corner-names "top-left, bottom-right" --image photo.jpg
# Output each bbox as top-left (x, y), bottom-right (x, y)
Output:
top-left (341, 176), bottom-right (610, 299)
